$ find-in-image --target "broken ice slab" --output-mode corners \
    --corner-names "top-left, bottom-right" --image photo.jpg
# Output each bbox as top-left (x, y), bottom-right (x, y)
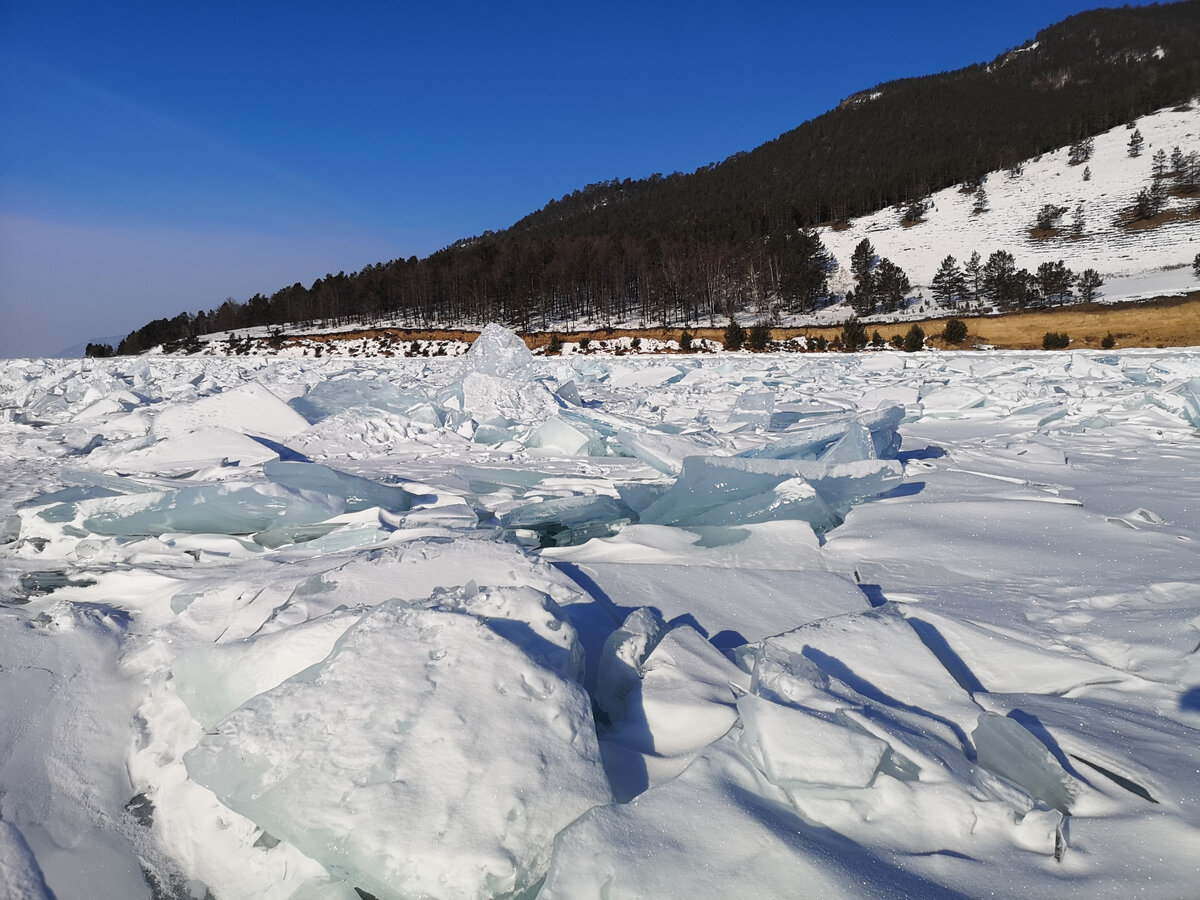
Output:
top-left (455, 371), bottom-right (561, 425)
top-left (524, 416), bottom-right (604, 456)
top-left (917, 385), bottom-right (988, 417)
top-left (738, 693), bottom-right (889, 789)
top-left (289, 378), bottom-right (430, 422)
top-left (60, 469), bottom-right (156, 494)
top-left (977, 692), bottom-right (1200, 822)
top-left (638, 455), bottom-right (901, 531)
top-left (554, 379), bottom-right (581, 406)
top-left (738, 405), bottom-right (903, 463)
top-left (18, 570), bottom-right (98, 597)
top-left (0, 819), bottom-right (52, 900)
top-left (595, 607), bottom-right (666, 721)
top-left (152, 381), bottom-right (310, 441)
top-left (1178, 377), bottom-right (1200, 428)
top-left (454, 465), bottom-right (555, 495)
top-left (750, 604), bottom-right (984, 753)
top-left (251, 519), bottom-right (392, 553)
top-left (727, 391), bottom-right (775, 430)
top-left (185, 587), bottom-right (609, 899)
top-left (499, 494), bottom-right (636, 547)
top-left (251, 522), bottom-right (341, 549)
top-left (75, 482), bottom-right (345, 537)
top-left (611, 428), bottom-right (731, 476)
top-left (973, 712), bottom-right (1076, 813)
top-left (540, 734), bottom-right (946, 898)
top-left (470, 419), bottom-right (514, 445)
top-left (16, 484), bottom-right (123, 509)
top-left (85, 426), bottom-right (280, 475)
top-left (601, 623), bottom-right (747, 799)
top-left (173, 610), bottom-right (363, 728)
top-left (263, 460), bottom-right (417, 513)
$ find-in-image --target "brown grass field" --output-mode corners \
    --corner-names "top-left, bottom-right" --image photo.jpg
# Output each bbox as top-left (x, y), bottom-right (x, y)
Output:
top-left (291, 292), bottom-right (1200, 352)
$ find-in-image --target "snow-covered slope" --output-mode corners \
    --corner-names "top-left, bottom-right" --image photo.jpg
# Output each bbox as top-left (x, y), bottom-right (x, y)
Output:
top-left (2, 329), bottom-right (1199, 898)
top-left (821, 101), bottom-right (1200, 308)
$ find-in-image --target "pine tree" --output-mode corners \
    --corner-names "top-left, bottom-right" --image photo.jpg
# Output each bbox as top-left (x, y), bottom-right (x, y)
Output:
top-left (840, 317), bottom-right (868, 351)
top-left (1078, 269), bottom-right (1104, 302)
top-left (849, 238), bottom-right (878, 315)
top-left (981, 250), bottom-right (1019, 307)
top-left (747, 321), bottom-right (771, 351)
top-left (902, 324), bottom-right (925, 352)
top-left (931, 255), bottom-right (967, 306)
top-left (1071, 202), bottom-right (1086, 238)
top-left (1181, 152), bottom-right (1200, 193)
top-left (874, 259), bottom-right (911, 313)
top-left (1035, 260), bottom-right (1075, 305)
top-left (973, 185), bottom-right (989, 213)
top-left (1152, 148), bottom-right (1168, 179)
top-left (1128, 127), bottom-right (1144, 157)
top-left (964, 251), bottom-right (983, 306)
top-left (723, 319), bottom-right (746, 351)
top-left (1082, 165), bottom-right (1091, 182)
top-left (1035, 204), bottom-right (1068, 232)
top-left (902, 199), bottom-right (928, 225)
top-left (1068, 137), bottom-right (1094, 165)
top-left (777, 228), bottom-right (833, 313)
top-left (942, 318), bottom-right (969, 344)
top-left (1134, 187), bottom-right (1156, 220)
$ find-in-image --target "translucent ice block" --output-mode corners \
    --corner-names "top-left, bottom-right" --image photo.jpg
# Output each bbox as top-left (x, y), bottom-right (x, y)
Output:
top-left (185, 587), bottom-right (609, 899)
top-left (264, 461), bottom-right (416, 513)
top-left (78, 482), bottom-right (345, 536)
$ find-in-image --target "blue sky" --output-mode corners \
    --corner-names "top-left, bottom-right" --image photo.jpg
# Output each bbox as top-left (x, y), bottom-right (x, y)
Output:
top-left (0, 1), bottom-right (1160, 357)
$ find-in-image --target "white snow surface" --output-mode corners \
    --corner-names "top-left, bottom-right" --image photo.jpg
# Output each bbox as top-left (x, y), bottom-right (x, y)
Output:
top-left (2, 331), bottom-right (1200, 898)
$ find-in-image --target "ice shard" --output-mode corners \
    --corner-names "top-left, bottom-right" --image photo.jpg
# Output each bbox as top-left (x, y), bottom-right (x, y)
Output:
top-left (973, 712), bottom-right (1077, 813)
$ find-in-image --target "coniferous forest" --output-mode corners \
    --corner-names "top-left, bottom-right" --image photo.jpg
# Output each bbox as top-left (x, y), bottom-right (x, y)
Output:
top-left (118, 2), bottom-right (1200, 354)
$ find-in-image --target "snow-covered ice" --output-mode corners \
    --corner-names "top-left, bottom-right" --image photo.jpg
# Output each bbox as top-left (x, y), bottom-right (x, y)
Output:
top-left (2, 331), bottom-right (1200, 898)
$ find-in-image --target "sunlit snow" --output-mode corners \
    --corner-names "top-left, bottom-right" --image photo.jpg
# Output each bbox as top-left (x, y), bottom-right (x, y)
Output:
top-left (2, 326), bottom-right (1199, 898)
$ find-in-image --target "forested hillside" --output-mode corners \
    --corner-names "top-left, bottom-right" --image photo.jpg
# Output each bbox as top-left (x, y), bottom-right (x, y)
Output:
top-left (118, 2), bottom-right (1200, 354)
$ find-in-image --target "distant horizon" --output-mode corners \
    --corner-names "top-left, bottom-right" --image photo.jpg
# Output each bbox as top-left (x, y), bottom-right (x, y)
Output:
top-left (0, 0), bottom-right (1171, 358)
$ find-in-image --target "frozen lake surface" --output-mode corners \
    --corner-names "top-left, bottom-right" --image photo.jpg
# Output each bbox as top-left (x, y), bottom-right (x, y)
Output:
top-left (2, 328), bottom-right (1199, 898)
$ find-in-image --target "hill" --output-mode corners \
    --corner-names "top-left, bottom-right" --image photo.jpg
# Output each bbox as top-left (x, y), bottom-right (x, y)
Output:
top-left (118, 1), bottom-right (1200, 353)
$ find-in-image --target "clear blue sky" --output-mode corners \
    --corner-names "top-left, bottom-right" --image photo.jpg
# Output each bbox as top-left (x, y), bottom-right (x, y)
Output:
top-left (0, 1), bottom-right (1160, 356)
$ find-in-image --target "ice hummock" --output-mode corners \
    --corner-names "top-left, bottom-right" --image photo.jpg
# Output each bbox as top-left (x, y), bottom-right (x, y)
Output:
top-left (462, 323), bottom-right (535, 379)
